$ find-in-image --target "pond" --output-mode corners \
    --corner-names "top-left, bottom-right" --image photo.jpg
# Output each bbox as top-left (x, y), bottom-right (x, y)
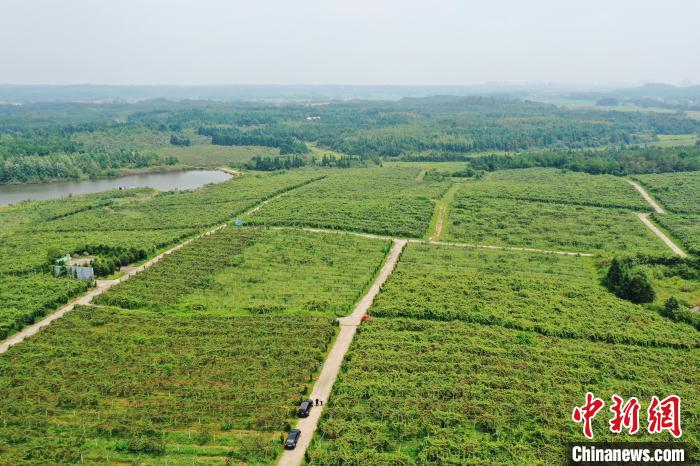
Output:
top-left (0, 170), bottom-right (233, 206)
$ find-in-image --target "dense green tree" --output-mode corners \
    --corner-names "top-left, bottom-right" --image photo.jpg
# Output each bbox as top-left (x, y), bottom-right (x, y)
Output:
top-left (604, 257), bottom-right (655, 304)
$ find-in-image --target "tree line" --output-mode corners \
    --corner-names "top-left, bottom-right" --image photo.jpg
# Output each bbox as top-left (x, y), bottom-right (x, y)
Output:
top-left (465, 146), bottom-right (700, 176)
top-left (0, 149), bottom-right (176, 183)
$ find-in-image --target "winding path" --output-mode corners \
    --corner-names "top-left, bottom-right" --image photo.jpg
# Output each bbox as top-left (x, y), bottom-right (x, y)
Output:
top-left (277, 239), bottom-right (407, 466)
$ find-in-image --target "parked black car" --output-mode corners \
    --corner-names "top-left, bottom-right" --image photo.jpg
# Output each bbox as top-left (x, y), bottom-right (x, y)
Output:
top-left (285, 429), bottom-right (301, 449)
top-left (298, 399), bottom-right (313, 417)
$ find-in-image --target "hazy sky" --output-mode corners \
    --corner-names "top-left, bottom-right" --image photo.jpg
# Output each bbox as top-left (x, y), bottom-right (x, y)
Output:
top-left (1, 0), bottom-right (699, 86)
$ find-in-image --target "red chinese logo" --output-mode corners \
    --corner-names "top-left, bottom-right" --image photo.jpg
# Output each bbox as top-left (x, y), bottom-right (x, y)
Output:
top-left (609, 395), bottom-right (640, 435)
top-left (647, 395), bottom-right (682, 438)
top-left (572, 393), bottom-right (681, 438)
top-left (572, 392), bottom-right (605, 439)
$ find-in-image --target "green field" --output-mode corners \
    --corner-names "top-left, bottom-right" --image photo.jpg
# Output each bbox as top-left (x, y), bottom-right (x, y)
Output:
top-left (74, 126), bottom-right (184, 151)
top-left (309, 318), bottom-right (699, 465)
top-left (0, 274), bottom-right (89, 340)
top-left (156, 144), bottom-right (279, 168)
top-left (633, 171), bottom-right (700, 214)
top-left (75, 126), bottom-right (281, 172)
top-left (0, 229), bottom-right (197, 274)
top-left (651, 134), bottom-right (699, 148)
top-left (652, 213), bottom-right (700, 256)
top-left (370, 243), bottom-right (697, 348)
top-left (0, 306), bottom-right (335, 465)
top-left (0, 171), bottom-right (325, 337)
top-left (28, 171), bottom-right (322, 232)
top-left (97, 227), bottom-right (391, 316)
top-left (467, 168), bottom-right (650, 210)
top-left (441, 194), bottom-right (664, 255)
top-left (248, 167), bottom-right (451, 237)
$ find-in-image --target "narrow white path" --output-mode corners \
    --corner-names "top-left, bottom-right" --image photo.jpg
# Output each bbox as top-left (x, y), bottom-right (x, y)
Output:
top-left (626, 179), bottom-right (665, 214)
top-left (277, 239), bottom-right (407, 466)
top-left (0, 224), bottom-right (227, 355)
top-left (418, 239), bottom-right (595, 257)
top-left (296, 227), bottom-right (595, 257)
top-left (636, 213), bottom-right (687, 258)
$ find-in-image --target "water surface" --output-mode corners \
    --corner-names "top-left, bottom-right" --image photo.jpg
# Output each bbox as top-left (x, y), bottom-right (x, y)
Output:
top-left (0, 170), bottom-right (232, 206)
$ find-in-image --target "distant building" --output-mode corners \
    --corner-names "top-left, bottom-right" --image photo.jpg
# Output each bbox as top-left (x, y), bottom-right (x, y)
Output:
top-left (54, 254), bottom-right (95, 280)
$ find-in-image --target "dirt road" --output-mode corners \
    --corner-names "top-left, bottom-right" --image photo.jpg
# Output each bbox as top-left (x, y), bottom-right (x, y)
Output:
top-left (277, 239), bottom-right (406, 466)
top-left (217, 166), bottom-right (242, 176)
top-left (428, 182), bottom-right (462, 242)
top-left (636, 213), bottom-right (687, 258)
top-left (626, 179), bottom-right (665, 214)
top-left (296, 227), bottom-right (595, 257)
top-left (429, 202), bottom-right (447, 242)
top-left (0, 223), bottom-right (227, 355)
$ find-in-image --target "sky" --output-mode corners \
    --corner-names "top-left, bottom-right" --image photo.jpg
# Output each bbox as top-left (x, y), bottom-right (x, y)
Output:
top-left (1, 0), bottom-right (699, 86)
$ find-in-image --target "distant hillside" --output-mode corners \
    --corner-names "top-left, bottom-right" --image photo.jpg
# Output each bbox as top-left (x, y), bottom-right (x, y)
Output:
top-left (565, 83), bottom-right (700, 110)
top-left (0, 83), bottom-right (601, 104)
top-left (615, 83), bottom-right (700, 100)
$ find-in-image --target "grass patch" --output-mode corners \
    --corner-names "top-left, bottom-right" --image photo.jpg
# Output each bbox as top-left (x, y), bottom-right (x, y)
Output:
top-left (370, 243), bottom-right (698, 348)
top-left (156, 144), bottom-right (278, 168)
top-left (248, 167), bottom-right (451, 238)
top-left (0, 306), bottom-right (335, 465)
top-left (633, 171), bottom-right (700, 214)
top-left (443, 193), bottom-right (665, 255)
top-left (96, 228), bottom-right (391, 317)
top-left (309, 318), bottom-right (699, 465)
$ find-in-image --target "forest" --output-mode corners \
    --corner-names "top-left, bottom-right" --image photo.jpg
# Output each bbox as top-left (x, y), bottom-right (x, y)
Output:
top-left (2, 96), bottom-right (700, 183)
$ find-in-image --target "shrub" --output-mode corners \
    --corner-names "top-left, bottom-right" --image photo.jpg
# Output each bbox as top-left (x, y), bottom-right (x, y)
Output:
top-left (604, 257), bottom-right (656, 304)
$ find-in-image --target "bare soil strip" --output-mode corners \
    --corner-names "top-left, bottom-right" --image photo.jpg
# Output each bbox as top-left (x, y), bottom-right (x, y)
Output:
top-left (277, 239), bottom-right (407, 466)
top-left (428, 182), bottom-right (465, 242)
top-left (636, 213), bottom-right (687, 257)
top-left (626, 179), bottom-right (665, 214)
top-left (0, 224), bottom-right (227, 355)
top-left (431, 204), bottom-right (446, 241)
top-left (217, 166), bottom-right (242, 176)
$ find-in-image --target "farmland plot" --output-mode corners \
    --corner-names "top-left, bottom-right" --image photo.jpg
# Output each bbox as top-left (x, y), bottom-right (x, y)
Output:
top-left (469, 168), bottom-right (650, 210)
top-left (0, 306), bottom-right (335, 465)
top-left (96, 227), bottom-right (391, 316)
top-left (0, 274), bottom-right (89, 340)
top-left (370, 243), bottom-right (699, 348)
top-left (247, 167), bottom-right (451, 237)
top-left (442, 194), bottom-right (666, 255)
top-left (29, 171), bottom-right (323, 232)
top-left (309, 318), bottom-right (699, 465)
top-left (633, 171), bottom-right (700, 213)
top-left (156, 144), bottom-right (278, 168)
top-left (0, 188), bottom-right (153, 230)
top-left (652, 213), bottom-right (700, 256)
top-left (0, 171), bottom-right (324, 336)
top-left (0, 228), bottom-right (197, 274)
